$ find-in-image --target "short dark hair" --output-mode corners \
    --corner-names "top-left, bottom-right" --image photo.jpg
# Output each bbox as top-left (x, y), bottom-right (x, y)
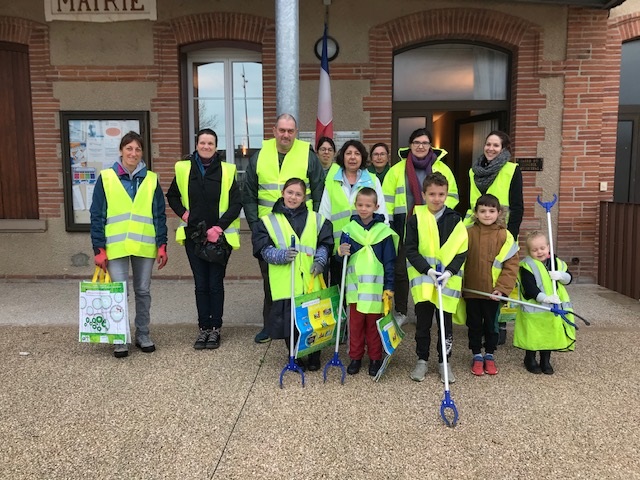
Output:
top-left (355, 186), bottom-right (378, 204)
top-left (196, 128), bottom-right (218, 145)
top-left (336, 140), bottom-right (368, 169)
top-left (409, 128), bottom-right (432, 144)
top-left (119, 131), bottom-right (143, 151)
top-left (369, 142), bottom-right (390, 157)
top-left (316, 136), bottom-right (335, 152)
top-left (422, 172), bottom-right (448, 192)
top-left (486, 130), bottom-right (511, 154)
top-left (474, 194), bottom-right (501, 211)
top-left (282, 177), bottom-right (307, 192)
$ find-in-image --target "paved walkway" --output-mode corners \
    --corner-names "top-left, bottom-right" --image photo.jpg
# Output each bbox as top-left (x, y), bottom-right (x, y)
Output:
top-left (1, 280), bottom-right (639, 479)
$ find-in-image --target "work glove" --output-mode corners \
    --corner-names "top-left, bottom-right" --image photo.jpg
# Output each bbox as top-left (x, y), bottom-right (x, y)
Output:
top-left (284, 247), bottom-right (298, 263)
top-left (310, 262), bottom-right (324, 276)
top-left (382, 290), bottom-right (394, 316)
top-left (156, 244), bottom-right (168, 270)
top-left (536, 292), bottom-right (561, 305)
top-left (436, 270), bottom-right (453, 288)
top-left (426, 268), bottom-right (439, 282)
top-left (206, 225), bottom-right (223, 243)
top-left (549, 270), bottom-right (571, 285)
top-left (94, 247), bottom-right (108, 271)
top-left (338, 243), bottom-right (351, 257)
top-left (181, 210), bottom-right (189, 223)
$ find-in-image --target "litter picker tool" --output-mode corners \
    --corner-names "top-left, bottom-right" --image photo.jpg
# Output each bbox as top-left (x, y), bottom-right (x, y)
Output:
top-left (280, 235), bottom-right (305, 388)
top-left (462, 288), bottom-right (591, 328)
top-left (323, 233), bottom-right (349, 384)
top-left (537, 194), bottom-right (558, 295)
top-left (436, 264), bottom-right (458, 428)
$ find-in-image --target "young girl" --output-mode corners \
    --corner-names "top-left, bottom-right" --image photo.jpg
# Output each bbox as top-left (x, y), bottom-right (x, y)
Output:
top-left (462, 194), bottom-right (519, 375)
top-left (251, 178), bottom-right (334, 371)
top-left (514, 231), bottom-right (575, 375)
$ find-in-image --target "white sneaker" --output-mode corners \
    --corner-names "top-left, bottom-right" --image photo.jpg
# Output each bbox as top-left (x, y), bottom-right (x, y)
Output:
top-left (438, 362), bottom-right (455, 384)
top-left (394, 311), bottom-right (408, 327)
top-left (410, 359), bottom-right (428, 382)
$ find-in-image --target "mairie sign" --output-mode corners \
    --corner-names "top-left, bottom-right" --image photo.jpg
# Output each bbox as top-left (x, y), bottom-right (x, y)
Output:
top-left (45, 0), bottom-right (157, 22)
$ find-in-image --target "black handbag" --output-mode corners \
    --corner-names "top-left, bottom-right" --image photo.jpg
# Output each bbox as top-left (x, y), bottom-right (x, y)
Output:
top-left (191, 221), bottom-right (232, 266)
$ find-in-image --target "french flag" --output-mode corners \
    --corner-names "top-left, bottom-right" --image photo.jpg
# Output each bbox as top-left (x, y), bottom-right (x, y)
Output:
top-left (315, 23), bottom-right (333, 143)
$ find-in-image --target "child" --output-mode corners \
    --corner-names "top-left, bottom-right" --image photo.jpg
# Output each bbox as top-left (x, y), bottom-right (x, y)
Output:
top-left (252, 178), bottom-right (334, 371)
top-left (462, 194), bottom-right (519, 376)
top-left (406, 173), bottom-right (468, 383)
top-left (338, 187), bottom-right (398, 376)
top-left (514, 231), bottom-right (575, 375)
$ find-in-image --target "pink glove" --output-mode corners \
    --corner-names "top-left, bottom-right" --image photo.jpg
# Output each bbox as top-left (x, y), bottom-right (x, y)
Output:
top-left (181, 210), bottom-right (189, 223)
top-left (94, 248), bottom-right (108, 271)
top-left (206, 226), bottom-right (224, 243)
top-left (156, 244), bottom-right (168, 270)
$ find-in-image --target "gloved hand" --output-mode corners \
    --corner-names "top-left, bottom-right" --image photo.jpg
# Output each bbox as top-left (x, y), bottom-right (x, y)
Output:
top-left (426, 268), bottom-right (439, 282)
top-left (285, 247), bottom-right (298, 263)
top-left (181, 210), bottom-right (189, 223)
top-left (382, 290), bottom-right (394, 316)
top-left (94, 248), bottom-right (108, 271)
top-left (436, 270), bottom-right (452, 287)
top-left (310, 262), bottom-right (324, 276)
top-left (338, 243), bottom-right (351, 257)
top-left (206, 225), bottom-right (223, 243)
top-left (537, 292), bottom-right (561, 304)
top-left (549, 270), bottom-right (571, 284)
top-left (156, 244), bottom-right (168, 270)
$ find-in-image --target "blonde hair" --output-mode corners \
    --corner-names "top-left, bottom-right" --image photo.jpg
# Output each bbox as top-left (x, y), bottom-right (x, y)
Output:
top-left (525, 230), bottom-right (548, 253)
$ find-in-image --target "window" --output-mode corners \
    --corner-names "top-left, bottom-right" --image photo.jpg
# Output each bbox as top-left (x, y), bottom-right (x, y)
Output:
top-left (620, 40), bottom-right (640, 105)
top-left (187, 48), bottom-right (263, 187)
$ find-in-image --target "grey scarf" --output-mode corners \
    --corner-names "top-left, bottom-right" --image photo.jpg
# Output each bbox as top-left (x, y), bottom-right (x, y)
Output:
top-left (471, 149), bottom-right (511, 194)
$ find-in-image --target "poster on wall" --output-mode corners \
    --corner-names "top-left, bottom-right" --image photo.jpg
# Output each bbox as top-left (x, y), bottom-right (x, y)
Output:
top-left (61, 111), bottom-right (150, 232)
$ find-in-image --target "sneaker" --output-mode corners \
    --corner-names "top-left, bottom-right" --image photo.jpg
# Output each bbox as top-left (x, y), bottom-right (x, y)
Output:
top-left (254, 328), bottom-right (271, 344)
top-left (113, 343), bottom-right (129, 358)
top-left (134, 334), bottom-right (156, 353)
top-left (484, 354), bottom-right (498, 375)
top-left (347, 359), bottom-right (362, 375)
top-left (438, 362), bottom-right (455, 383)
top-left (194, 329), bottom-right (209, 350)
top-left (394, 311), bottom-right (408, 327)
top-left (471, 355), bottom-right (484, 376)
top-left (368, 360), bottom-right (383, 377)
top-left (205, 329), bottom-right (221, 349)
top-left (410, 359), bottom-right (428, 382)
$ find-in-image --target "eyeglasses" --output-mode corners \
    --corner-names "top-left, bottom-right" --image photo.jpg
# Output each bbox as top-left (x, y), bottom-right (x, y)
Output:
top-left (411, 141), bottom-right (431, 148)
top-left (319, 147), bottom-right (334, 153)
top-left (372, 152), bottom-right (388, 157)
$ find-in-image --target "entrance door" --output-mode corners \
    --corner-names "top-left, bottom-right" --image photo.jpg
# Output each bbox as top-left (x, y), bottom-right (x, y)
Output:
top-left (615, 112), bottom-right (639, 203)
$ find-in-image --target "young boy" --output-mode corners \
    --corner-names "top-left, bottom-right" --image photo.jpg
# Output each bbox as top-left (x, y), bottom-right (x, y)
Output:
top-left (514, 231), bottom-right (575, 375)
top-left (462, 194), bottom-right (519, 376)
top-left (337, 187), bottom-right (398, 377)
top-left (406, 172), bottom-right (468, 383)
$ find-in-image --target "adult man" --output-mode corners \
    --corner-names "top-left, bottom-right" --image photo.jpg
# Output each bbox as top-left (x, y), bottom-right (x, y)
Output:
top-left (243, 113), bottom-right (325, 344)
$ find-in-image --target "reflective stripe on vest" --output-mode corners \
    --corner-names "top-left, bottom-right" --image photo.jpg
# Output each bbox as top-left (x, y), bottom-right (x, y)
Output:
top-left (256, 138), bottom-right (312, 218)
top-left (174, 160), bottom-right (241, 249)
top-left (262, 211), bottom-right (324, 301)
top-left (491, 230), bottom-right (519, 286)
top-left (518, 257), bottom-right (573, 313)
top-left (465, 162), bottom-right (517, 225)
top-left (406, 205), bottom-right (467, 313)
top-left (343, 221), bottom-right (399, 313)
top-left (102, 169), bottom-right (157, 259)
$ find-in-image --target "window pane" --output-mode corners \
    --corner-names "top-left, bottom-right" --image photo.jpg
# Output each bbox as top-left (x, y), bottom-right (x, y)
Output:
top-left (620, 40), bottom-right (640, 105)
top-left (232, 61), bottom-right (263, 174)
top-left (394, 44), bottom-right (508, 101)
top-left (194, 99), bottom-right (225, 149)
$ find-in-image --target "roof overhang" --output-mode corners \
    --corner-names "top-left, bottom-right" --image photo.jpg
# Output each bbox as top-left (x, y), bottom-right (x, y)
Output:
top-left (507, 0), bottom-right (626, 9)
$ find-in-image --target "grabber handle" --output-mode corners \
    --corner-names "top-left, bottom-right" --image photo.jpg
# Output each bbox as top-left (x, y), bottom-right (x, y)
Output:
top-left (290, 234), bottom-right (296, 249)
top-left (536, 194), bottom-right (558, 213)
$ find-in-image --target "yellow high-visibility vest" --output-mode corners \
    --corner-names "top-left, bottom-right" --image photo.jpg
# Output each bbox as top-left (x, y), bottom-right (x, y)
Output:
top-left (465, 162), bottom-right (517, 226)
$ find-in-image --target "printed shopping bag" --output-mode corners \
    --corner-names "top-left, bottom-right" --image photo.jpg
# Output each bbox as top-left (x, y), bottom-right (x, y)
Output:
top-left (374, 308), bottom-right (406, 382)
top-left (79, 267), bottom-right (130, 344)
top-left (294, 277), bottom-right (345, 358)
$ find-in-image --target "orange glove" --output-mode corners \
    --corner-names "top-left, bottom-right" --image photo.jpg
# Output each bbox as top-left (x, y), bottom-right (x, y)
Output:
top-left (94, 248), bottom-right (108, 271)
top-left (156, 244), bottom-right (168, 270)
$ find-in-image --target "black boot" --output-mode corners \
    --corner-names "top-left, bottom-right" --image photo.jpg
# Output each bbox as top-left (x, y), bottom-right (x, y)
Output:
top-left (307, 351), bottom-right (321, 371)
top-left (347, 359), bottom-right (362, 375)
top-left (524, 350), bottom-right (542, 374)
top-left (368, 360), bottom-right (383, 376)
top-left (497, 323), bottom-right (507, 345)
top-left (539, 350), bottom-right (554, 375)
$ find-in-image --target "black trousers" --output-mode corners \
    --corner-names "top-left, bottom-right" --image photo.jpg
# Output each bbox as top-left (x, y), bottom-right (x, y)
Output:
top-left (415, 301), bottom-right (452, 363)
top-left (393, 240), bottom-right (409, 315)
top-left (465, 298), bottom-right (500, 355)
top-left (259, 258), bottom-right (272, 330)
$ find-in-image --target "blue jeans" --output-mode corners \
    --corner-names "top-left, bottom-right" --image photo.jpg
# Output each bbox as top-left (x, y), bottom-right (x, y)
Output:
top-left (107, 255), bottom-right (155, 337)
top-left (185, 238), bottom-right (227, 329)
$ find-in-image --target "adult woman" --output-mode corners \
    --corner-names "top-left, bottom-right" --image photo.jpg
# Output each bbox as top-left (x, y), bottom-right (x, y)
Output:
top-left (166, 128), bottom-right (242, 350)
top-left (466, 130), bottom-right (523, 239)
top-left (382, 128), bottom-right (458, 326)
top-left (90, 131), bottom-right (168, 358)
top-left (316, 136), bottom-right (336, 175)
top-left (319, 139), bottom-right (388, 285)
top-left (368, 142), bottom-right (391, 184)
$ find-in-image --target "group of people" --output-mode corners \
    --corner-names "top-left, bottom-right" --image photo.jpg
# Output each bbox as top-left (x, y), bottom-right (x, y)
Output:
top-left (90, 115), bottom-right (575, 383)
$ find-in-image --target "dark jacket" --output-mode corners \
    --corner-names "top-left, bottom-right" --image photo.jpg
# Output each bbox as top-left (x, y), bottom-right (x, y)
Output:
top-left (90, 160), bottom-right (167, 254)
top-left (405, 206), bottom-right (466, 276)
top-left (337, 213), bottom-right (396, 291)
top-left (166, 152), bottom-right (242, 239)
top-left (520, 255), bottom-right (573, 301)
